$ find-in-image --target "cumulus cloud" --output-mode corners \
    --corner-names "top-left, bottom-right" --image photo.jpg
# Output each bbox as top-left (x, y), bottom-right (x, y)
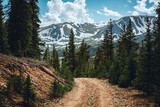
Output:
top-left (97, 7), bottom-right (122, 17)
top-left (128, 11), bottom-right (139, 16)
top-left (127, 0), bottom-right (132, 3)
top-left (41, 0), bottom-right (94, 27)
top-left (134, 0), bottom-right (159, 15)
top-left (97, 11), bottom-right (102, 15)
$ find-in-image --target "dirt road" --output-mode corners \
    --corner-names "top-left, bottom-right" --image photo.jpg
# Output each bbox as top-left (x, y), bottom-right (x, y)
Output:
top-left (50, 78), bottom-right (115, 107)
top-left (49, 78), bottom-right (154, 107)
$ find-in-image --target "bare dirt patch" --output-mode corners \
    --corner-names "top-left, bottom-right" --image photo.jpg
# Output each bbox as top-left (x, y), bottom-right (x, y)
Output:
top-left (50, 78), bottom-right (154, 107)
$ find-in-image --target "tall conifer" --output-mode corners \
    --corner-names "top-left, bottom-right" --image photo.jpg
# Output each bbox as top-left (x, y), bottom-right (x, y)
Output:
top-left (107, 19), bottom-right (114, 63)
top-left (68, 29), bottom-right (76, 73)
top-left (29, 0), bottom-right (41, 58)
top-left (75, 39), bottom-right (90, 77)
top-left (43, 46), bottom-right (50, 64)
top-left (153, 2), bottom-right (160, 106)
top-left (134, 17), bottom-right (154, 95)
top-left (0, 0), bottom-right (9, 54)
top-left (8, 0), bottom-right (32, 57)
top-left (51, 44), bottom-right (60, 71)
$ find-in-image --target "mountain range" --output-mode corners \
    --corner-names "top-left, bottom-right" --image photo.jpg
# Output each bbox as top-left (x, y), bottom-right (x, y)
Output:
top-left (39, 16), bottom-right (156, 56)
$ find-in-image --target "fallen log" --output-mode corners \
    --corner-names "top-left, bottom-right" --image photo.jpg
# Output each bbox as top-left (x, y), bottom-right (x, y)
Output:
top-left (39, 66), bottom-right (66, 85)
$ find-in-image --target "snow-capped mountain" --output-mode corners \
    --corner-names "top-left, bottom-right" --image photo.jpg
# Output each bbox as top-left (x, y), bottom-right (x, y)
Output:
top-left (39, 16), bottom-right (156, 55)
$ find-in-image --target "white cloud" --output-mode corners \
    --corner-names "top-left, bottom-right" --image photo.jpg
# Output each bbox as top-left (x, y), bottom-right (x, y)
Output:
top-left (127, 0), bottom-right (132, 3)
top-left (41, 0), bottom-right (94, 27)
top-left (134, 0), bottom-right (159, 15)
top-left (97, 11), bottom-right (102, 15)
top-left (97, 7), bottom-right (122, 17)
top-left (128, 11), bottom-right (139, 16)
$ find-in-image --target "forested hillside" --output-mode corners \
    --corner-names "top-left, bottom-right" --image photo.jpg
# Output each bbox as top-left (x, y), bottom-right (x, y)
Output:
top-left (0, 0), bottom-right (160, 107)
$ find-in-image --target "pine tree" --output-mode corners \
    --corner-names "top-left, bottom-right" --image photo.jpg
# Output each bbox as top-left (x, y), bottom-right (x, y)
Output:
top-left (134, 17), bottom-right (154, 95)
top-left (16, 40), bottom-right (22, 57)
top-left (153, 2), bottom-right (160, 106)
top-left (107, 19), bottom-right (114, 63)
top-left (62, 45), bottom-right (69, 64)
top-left (6, 72), bottom-right (24, 94)
top-left (101, 30), bottom-right (110, 62)
top-left (51, 44), bottom-right (60, 71)
top-left (43, 46), bottom-right (50, 64)
top-left (119, 54), bottom-right (137, 87)
top-left (126, 20), bottom-right (138, 56)
top-left (75, 39), bottom-right (90, 77)
top-left (0, 0), bottom-right (9, 54)
top-left (22, 75), bottom-right (36, 106)
top-left (117, 25), bottom-right (127, 56)
top-left (50, 80), bottom-right (64, 98)
top-left (29, 0), bottom-right (41, 58)
top-left (117, 21), bottom-right (137, 88)
top-left (8, 0), bottom-right (33, 57)
top-left (68, 29), bottom-right (76, 74)
top-left (59, 64), bottom-right (73, 83)
top-left (93, 47), bottom-right (107, 78)
top-left (108, 58), bottom-right (121, 85)
top-left (93, 47), bottom-right (103, 70)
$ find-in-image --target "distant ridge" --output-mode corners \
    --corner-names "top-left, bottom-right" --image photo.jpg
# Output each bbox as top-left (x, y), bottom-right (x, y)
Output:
top-left (39, 15), bottom-right (156, 56)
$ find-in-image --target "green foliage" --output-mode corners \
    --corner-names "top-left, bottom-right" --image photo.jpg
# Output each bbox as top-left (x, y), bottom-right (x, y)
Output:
top-left (119, 69), bottom-right (130, 88)
top-left (93, 47), bottom-right (108, 78)
top-left (59, 64), bottom-right (74, 82)
top-left (115, 19), bottom-right (138, 88)
top-left (107, 19), bottom-right (115, 63)
top-left (75, 39), bottom-right (91, 77)
top-left (51, 44), bottom-right (60, 71)
top-left (108, 58), bottom-right (120, 85)
top-left (8, 0), bottom-right (33, 57)
top-left (0, 0), bottom-right (9, 54)
top-left (7, 0), bottom-right (41, 57)
top-left (119, 56), bottom-right (137, 88)
top-left (49, 80), bottom-right (64, 98)
top-left (154, 3), bottom-right (160, 106)
top-left (100, 31), bottom-right (110, 62)
top-left (134, 17), bottom-right (154, 95)
top-left (22, 75), bottom-right (36, 106)
top-left (0, 93), bottom-right (5, 107)
top-left (43, 46), bottom-right (50, 64)
top-left (64, 81), bottom-right (73, 92)
top-left (68, 29), bottom-right (76, 73)
top-left (93, 19), bottom-right (115, 79)
top-left (154, 86), bottom-right (160, 107)
top-left (15, 40), bottom-right (22, 57)
top-left (28, 0), bottom-right (42, 59)
top-left (7, 73), bottom-right (23, 94)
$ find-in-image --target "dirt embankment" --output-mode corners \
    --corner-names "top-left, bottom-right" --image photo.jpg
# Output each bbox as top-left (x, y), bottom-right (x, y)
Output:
top-left (0, 53), bottom-right (65, 106)
top-left (0, 54), bottom-right (154, 107)
top-left (51, 78), bottom-right (154, 107)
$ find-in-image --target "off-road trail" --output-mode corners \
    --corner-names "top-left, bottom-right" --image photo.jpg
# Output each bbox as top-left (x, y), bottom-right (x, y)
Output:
top-left (50, 78), bottom-right (115, 107)
top-left (49, 78), bottom-right (154, 107)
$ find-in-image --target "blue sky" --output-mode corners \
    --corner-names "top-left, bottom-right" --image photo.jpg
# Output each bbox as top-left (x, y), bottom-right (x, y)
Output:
top-left (2, 0), bottom-right (158, 26)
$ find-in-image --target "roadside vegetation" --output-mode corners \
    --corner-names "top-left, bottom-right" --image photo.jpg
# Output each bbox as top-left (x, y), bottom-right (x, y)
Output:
top-left (0, 0), bottom-right (160, 106)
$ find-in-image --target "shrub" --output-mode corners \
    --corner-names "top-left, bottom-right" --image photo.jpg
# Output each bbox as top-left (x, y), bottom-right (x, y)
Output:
top-left (118, 70), bottom-right (130, 88)
top-left (64, 81), bottom-right (73, 91)
top-left (0, 93), bottom-right (5, 107)
top-left (7, 73), bottom-right (23, 94)
top-left (49, 80), bottom-right (64, 99)
top-left (108, 59), bottom-right (120, 85)
top-left (22, 75), bottom-right (36, 106)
